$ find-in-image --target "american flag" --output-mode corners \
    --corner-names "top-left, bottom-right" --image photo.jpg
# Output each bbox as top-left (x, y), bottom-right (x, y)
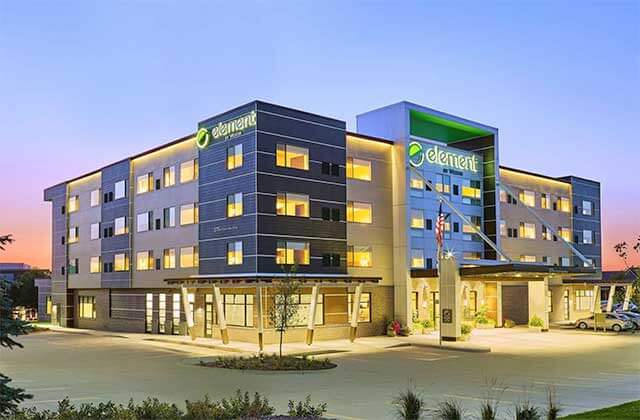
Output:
top-left (435, 202), bottom-right (446, 250)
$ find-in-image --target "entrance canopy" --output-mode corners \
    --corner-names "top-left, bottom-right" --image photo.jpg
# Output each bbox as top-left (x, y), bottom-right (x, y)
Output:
top-left (411, 263), bottom-right (597, 281)
top-left (165, 274), bottom-right (381, 287)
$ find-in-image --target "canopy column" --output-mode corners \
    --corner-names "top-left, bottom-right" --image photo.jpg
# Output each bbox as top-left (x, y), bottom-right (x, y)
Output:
top-left (256, 285), bottom-right (264, 352)
top-left (622, 284), bottom-right (633, 311)
top-left (605, 285), bottom-right (616, 312)
top-left (305, 285), bottom-right (319, 345)
top-left (349, 284), bottom-right (363, 342)
top-left (212, 285), bottom-right (229, 344)
top-left (180, 285), bottom-right (195, 340)
top-left (591, 285), bottom-right (601, 313)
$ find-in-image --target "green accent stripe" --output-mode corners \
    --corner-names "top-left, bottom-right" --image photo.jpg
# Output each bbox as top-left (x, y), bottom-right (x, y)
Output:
top-left (409, 109), bottom-right (491, 143)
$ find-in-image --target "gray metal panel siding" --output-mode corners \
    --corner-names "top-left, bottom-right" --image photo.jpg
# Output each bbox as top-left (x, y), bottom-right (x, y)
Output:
top-left (36, 278), bottom-right (52, 322)
top-left (567, 177), bottom-right (602, 268)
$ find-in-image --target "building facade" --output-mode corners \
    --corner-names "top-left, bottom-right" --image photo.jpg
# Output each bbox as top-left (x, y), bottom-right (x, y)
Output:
top-left (38, 100), bottom-right (619, 344)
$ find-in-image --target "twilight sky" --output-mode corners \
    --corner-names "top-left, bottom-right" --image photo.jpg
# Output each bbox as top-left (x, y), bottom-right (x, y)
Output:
top-left (0, 1), bottom-right (638, 270)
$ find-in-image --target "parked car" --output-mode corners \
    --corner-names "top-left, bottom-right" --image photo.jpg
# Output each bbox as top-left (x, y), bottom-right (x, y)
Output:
top-left (575, 313), bottom-right (634, 332)
top-left (617, 312), bottom-right (640, 329)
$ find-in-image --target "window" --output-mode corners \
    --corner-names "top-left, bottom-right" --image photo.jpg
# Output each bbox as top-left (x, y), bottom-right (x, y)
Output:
top-left (500, 188), bottom-right (517, 204)
top-left (68, 195), bottom-right (79, 213)
top-left (462, 180), bottom-right (481, 205)
top-left (163, 207), bottom-right (176, 228)
top-left (114, 217), bottom-right (127, 235)
top-left (557, 197), bottom-right (570, 213)
top-left (559, 256), bottom-right (570, 267)
top-left (145, 293), bottom-right (153, 333)
top-left (347, 245), bottom-right (372, 267)
top-left (541, 193), bottom-right (551, 210)
top-left (500, 220), bottom-right (507, 237)
top-left (463, 216), bottom-right (481, 241)
top-left (583, 258), bottom-right (594, 268)
top-left (68, 227), bottom-right (79, 244)
top-left (172, 293), bottom-right (181, 335)
top-left (114, 253), bottom-right (129, 271)
top-left (90, 256), bottom-right (101, 273)
top-left (582, 230), bottom-right (593, 244)
top-left (227, 144), bottom-right (243, 170)
top-left (276, 241), bottom-right (309, 265)
top-left (520, 255), bottom-right (536, 263)
top-left (519, 222), bottom-right (536, 239)
top-left (558, 227), bottom-right (571, 242)
top-left (348, 292), bottom-right (371, 323)
top-left (227, 241), bottom-right (243, 265)
top-left (180, 246), bottom-right (198, 268)
top-left (114, 180), bottom-right (126, 200)
top-left (410, 173), bottom-right (424, 190)
top-left (291, 294), bottom-right (324, 326)
top-left (582, 200), bottom-right (593, 216)
top-left (519, 190), bottom-right (536, 207)
top-left (346, 157), bottom-right (371, 181)
top-left (136, 173), bottom-right (154, 194)
top-left (45, 296), bottom-right (52, 315)
top-left (68, 258), bottom-right (79, 275)
top-left (78, 296), bottom-right (96, 319)
top-left (158, 294), bottom-right (166, 333)
top-left (575, 289), bottom-right (594, 311)
top-left (426, 219), bottom-right (433, 230)
top-left (90, 189), bottom-right (100, 207)
top-left (410, 209), bottom-right (424, 229)
top-left (163, 248), bottom-right (176, 269)
top-left (180, 159), bottom-right (198, 183)
top-left (160, 166), bottom-right (175, 188)
top-left (180, 203), bottom-right (198, 225)
top-left (90, 222), bottom-right (100, 240)
top-left (322, 253), bottom-right (341, 267)
top-left (227, 193), bottom-right (243, 218)
top-left (541, 225), bottom-right (552, 241)
top-left (136, 251), bottom-right (153, 271)
top-left (347, 201), bottom-right (372, 224)
top-left (435, 174), bottom-right (451, 194)
top-left (276, 144), bottom-right (309, 170)
top-left (276, 192), bottom-right (309, 217)
top-left (137, 212), bottom-right (152, 232)
top-left (224, 294), bottom-right (254, 327)
top-left (411, 249), bottom-right (424, 268)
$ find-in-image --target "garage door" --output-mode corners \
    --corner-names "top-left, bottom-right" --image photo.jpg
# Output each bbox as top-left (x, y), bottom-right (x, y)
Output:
top-left (502, 285), bottom-right (528, 325)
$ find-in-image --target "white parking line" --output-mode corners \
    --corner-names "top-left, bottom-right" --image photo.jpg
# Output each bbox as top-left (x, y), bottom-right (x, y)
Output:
top-left (413, 356), bottom-right (459, 362)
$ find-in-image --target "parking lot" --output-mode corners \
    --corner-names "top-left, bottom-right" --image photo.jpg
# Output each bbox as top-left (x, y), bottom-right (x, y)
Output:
top-left (1, 329), bottom-right (638, 419)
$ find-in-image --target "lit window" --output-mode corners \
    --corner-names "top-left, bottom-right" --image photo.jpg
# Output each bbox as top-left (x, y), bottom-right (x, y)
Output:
top-left (158, 294), bottom-right (166, 333)
top-left (347, 201), bottom-right (372, 224)
top-left (582, 230), bottom-right (593, 244)
top-left (461, 180), bottom-right (481, 205)
top-left (276, 192), bottom-right (309, 217)
top-left (583, 258), bottom-right (593, 268)
top-left (575, 289), bottom-right (594, 311)
top-left (541, 226), bottom-right (552, 241)
top-left (180, 246), bottom-right (199, 268)
top-left (519, 222), bottom-right (536, 239)
top-left (520, 255), bottom-right (536, 263)
top-left (559, 256), bottom-right (570, 267)
top-left (78, 296), bottom-right (96, 319)
top-left (227, 241), bottom-right (243, 265)
top-left (462, 216), bottom-right (481, 241)
top-left (68, 196), bottom-right (79, 213)
top-left (346, 157), bottom-right (371, 181)
top-left (180, 159), bottom-right (198, 183)
top-left (223, 294), bottom-right (254, 327)
top-left (68, 227), bottom-right (79, 244)
top-left (519, 190), bottom-right (536, 207)
top-left (172, 293), bottom-right (180, 334)
top-left (558, 227), bottom-right (571, 242)
top-left (463, 252), bottom-right (481, 260)
top-left (137, 251), bottom-right (153, 271)
top-left (348, 292), bottom-right (371, 323)
top-left (411, 249), bottom-right (424, 268)
top-left (163, 248), bottom-right (176, 269)
top-left (410, 173), bottom-right (424, 190)
top-left (582, 200), bottom-right (593, 216)
top-left (291, 294), bottom-right (324, 326)
top-left (136, 173), bottom-right (154, 194)
top-left (137, 212), bottom-right (151, 232)
top-left (410, 209), bottom-right (424, 229)
top-left (227, 144), bottom-right (243, 170)
top-left (435, 174), bottom-right (451, 194)
top-left (541, 193), bottom-right (551, 210)
top-left (114, 217), bottom-right (127, 235)
top-left (90, 189), bottom-right (100, 207)
top-left (276, 144), bottom-right (309, 170)
top-left (500, 189), bottom-right (508, 203)
top-left (180, 203), bottom-right (198, 225)
top-left (90, 256), bottom-right (101, 273)
top-left (163, 166), bottom-right (176, 187)
top-left (557, 197), bottom-right (570, 213)
top-left (500, 220), bottom-right (507, 237)
top-left (114, 180), bottom-right (126, 200)
top-left (227, 193), bottom-right (243, 217)
top-left (45, 296), bottom-right (52, 315)
top-left (91, 223), bottom-right (101, 242)
top-left (347, 245), bottom-right (372, 267)
top-left (114, 253), bottom-right (129, 271)
top-left (276, 241), bottom-right (309, 265)
top-left (163, 207), bottom-right (176, 228)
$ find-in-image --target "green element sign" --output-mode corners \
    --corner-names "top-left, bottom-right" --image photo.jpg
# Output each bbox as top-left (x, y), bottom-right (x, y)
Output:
top-left (197, 110), bottom-right (257, 149)
top-left (408, 141), bottom-right (479, 173)
top-left (409, 109), bottom-right (492, 144)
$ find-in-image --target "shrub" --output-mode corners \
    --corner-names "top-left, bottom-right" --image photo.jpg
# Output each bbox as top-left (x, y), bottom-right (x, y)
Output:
top-left (420, 319), bottom-right (434, 329)
top-left (199, 354), bottom-right (336, 371)
top-left (475, 305), bottom-right (491, 325)
top-left (217, 390), bottom-right (275, 419)
top-left (287, 395), bottom-right (327, 418)
top-left (515, 400), bottom-right (542, 420)
top-left (546, 386), bottom-right (560, 420)
top-left (504, 319), bottom-right (516, 328)
top-left (388, 320), bottom-right (402, 335)
top-left (529, 316), bottom-right (544, 328)
top-left (433, 399), bottom-right (465, 420)
top-left (391, 384), bottom-right (425, 420)
top-left (461, 323), bottom-right (473, 336)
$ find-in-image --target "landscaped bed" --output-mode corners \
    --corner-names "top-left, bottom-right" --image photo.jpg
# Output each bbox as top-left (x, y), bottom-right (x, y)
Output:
top-left (559, 400), bottom-right (639, 419)
top-left (199, 354), bottom-right (337, 371)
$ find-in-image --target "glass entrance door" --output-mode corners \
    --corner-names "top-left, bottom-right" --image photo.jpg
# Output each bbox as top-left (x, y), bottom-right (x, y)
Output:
top-left (145, 293), bottom-right (153, 333)
top-left (431, 291), bottom-right (440, 329)
top-left (563, 290), bottom-right (570, 321)
top-left (204, 293), bottom-right (215, 338)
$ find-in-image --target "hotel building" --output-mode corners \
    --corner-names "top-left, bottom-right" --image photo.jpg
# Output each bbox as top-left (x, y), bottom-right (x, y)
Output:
top-left (37, 100), bottom-right (627, 343)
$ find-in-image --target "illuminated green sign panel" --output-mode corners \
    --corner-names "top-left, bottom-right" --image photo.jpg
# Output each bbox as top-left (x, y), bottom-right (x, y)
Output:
top-left (408, 141), bottom-right (479, 173)
top-left (197, 110), bottom-right (257, 149)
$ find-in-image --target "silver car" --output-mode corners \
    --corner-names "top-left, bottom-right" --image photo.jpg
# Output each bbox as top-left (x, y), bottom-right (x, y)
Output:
top-left (575, 313), bottom-right (634, 332)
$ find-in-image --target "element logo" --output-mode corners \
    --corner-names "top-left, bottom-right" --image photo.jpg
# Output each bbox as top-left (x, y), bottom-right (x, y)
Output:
top-left (195, 128), bottom-right (210, 149)
top-left (196, 111), bottom-right (257, 150)
top-left (408, 141), bottom-right (425, 167)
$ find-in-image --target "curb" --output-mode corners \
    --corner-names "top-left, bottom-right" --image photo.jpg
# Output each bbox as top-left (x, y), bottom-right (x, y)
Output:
top-left (405, 341), bottom-right (491, 353)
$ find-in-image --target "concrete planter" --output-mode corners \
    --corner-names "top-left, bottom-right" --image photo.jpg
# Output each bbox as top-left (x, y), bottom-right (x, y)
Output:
top-left (475, 322), bottom-right (496, 329)
top-left (528, 326), bottom-right (543, 333)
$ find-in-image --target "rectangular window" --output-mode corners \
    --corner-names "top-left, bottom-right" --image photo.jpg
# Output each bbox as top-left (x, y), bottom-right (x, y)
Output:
top-left (172, 293), bottom-right (181, 335)
top-left (558, 227), bottom-right (572, 242)
top-left (163, 207), bottom-right (176, 228)
top-left (114, 180), bottom-right (126, 200)
top-left (68, 227), bottom-right (79, 244)
top-left (224, 294), bottom-right (254, 327)
top-left (90, 222), bottom-right (100, 240)
top-left (411, 249), bottom-right (424, 268)
top-left (163, 248), bottom-right (176, 269)
top-left (163, 166), bottom-right (176, 187)
top-left (540, 193), bottom-right (551, 210)
top-left (582, 200), bottom-right (593, 216)
top-left (500, 220), bottom-right (507, 237)
top-left (45, 296), bottom-right (52, 315)
top-left (137, 212), bottom-right (151, 232)
top-left (227, 144), bottom-right (243, 170)
top-left (136, 251), bottom-right (153, 271)
top-left (520, 255), bottom-right (536, 263)
top-left (276, 241), bottom-right (309, 265)
top-left (180, 203), bottom-right (198, 225)
top-left (410, 209), bottom-right (424, 229)
top-left (78, 296), bottom-right (96, 319)
top-left (114, 217), bottom-right (127, 235)
top-left (346, 157), bottom-right (371, 181)
top-left (462, 216), bottom-right (481, 241)
top-left (276, 144), bottom-right (309, 170)
top-left (114, 253), bottom-right (129, 271)
top-left (519, 190), bottom-right (536, 207)
top-left (90, 189), bottom-right (100, 207)
top-left (227, 193), bottom-right (243, 218)
top-left (90, 256), bottom-right (101, 273)
top-left (276, 192), bottom-right (309, 217)
top-left (227, 241), bottom-right (243, 265)
top-left (180, 246), bottom-right (198, 268)
top-left (180, 159), bottom-right (198, 183)
top-left (290, 294), bottom-right (324, 326)
top-left (557, 197), bottom-right (571, 213)
top-left (136, 173), bottom-right (153, 194)
top-left (348, 292), bottom-right (371, 323)
top-left (461, 180), bottom-right (481, 205)
top-left (435, 174), bottom-right (451, 194)
top-left (347, 245), bottom-right (372, 267)
top-left (410, 173), bottom-right (424, 190)
top-left (347, 201), bottom-right (372, 224)
top-left (158, 294), bottom-right (166, 333)
top-left (559, 256), bottom-right (570, 267)
top-left (145, 293), bottom-right (153, 333)
top-left (68, 195), bottom-right (79, 213)
top-left (541, 225), bottom-right (553, 241)
top-left (68, 258), bottom-right (79, 275)
top-left (583, 230), bottom-right (593, 244)
top-left (575, 289), bottom-right (594, 311)
top-left (519, 222), bottom-right (536, 239)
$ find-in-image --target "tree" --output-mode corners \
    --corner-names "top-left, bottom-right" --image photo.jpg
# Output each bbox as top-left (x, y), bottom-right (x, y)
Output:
top-left (268, 267), bottom-right (301, 358)
top-left (614, 235), bottom-right (640, 301)
top-left (0, 234), bottom-right (13, 250)
top-left (10, 269), bottom-right (50, 309)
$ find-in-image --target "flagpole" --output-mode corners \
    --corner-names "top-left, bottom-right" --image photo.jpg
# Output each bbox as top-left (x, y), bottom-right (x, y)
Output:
top-left (437, 198), bottom-right (442, 347)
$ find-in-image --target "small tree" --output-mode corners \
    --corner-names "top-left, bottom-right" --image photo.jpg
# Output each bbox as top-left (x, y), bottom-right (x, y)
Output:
top-left (268, 266), bottom-right (301, 357)
top-left (614, 236), bottom-right (640, 301)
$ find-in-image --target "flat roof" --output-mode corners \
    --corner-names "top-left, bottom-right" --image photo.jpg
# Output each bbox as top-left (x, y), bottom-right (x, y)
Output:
top-left (411, 263), bottom-right (598, 279)
top-left (346, 131), bottom-right (395, 145)
top-left (499, 166), bottom-right (570, 185)
top-left (165, 275), bottom-right (381, 286)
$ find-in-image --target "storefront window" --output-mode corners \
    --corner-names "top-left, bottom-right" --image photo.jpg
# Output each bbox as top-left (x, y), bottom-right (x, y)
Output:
top-left (224, 294), bottom-right (254, 327)
top-left (348, 292), bottom-right (371, 323)
top-left (78, 296), bottom-right (96, 319)
top-left (575, 289), bottom-right (593, 311)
